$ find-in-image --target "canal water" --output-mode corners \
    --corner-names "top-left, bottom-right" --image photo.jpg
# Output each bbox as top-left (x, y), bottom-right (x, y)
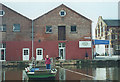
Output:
top-left (1, 65), bottom-right (120, 81)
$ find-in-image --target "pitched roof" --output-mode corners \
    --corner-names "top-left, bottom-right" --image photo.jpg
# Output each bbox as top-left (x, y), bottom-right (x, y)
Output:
top-left (34, 4), bottom-right (92, 22)
top-left (1, 3), bottom-right (32, 21)
top-left (103, 20), bottom-right (120, 27)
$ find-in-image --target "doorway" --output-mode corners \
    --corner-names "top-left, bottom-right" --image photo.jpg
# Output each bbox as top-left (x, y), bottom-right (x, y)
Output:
top-left (0, 48), bottom-right (6, 60)
top-left (58, 26), bottom-right (66, 40)
top-left (36, 48), bottom-right (43, 60)
top-left (23, 48), bottom-right (29, 61)
top-left (59, 43), bottom-right (65, 59)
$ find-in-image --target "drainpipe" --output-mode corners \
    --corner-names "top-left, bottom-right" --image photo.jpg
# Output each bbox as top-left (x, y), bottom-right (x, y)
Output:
top-left (32, 20), bottom-right (34, 61)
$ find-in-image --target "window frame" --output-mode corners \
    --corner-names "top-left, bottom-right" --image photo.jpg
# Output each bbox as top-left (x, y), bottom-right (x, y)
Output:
top-left (23, 48), bottom-right (29, 55)
top-left (115, 45), bottom-right (119, 50)
top-left (115, 34), bottom-right (118, 39)
top-left (59, 10), bottom-right (66, 17)
top-left (45, 26), bottom-right (52, 33)
top-left (36, 48), bottom-right (43, 55)
top-left (0, 24), bottom-right (6, 32)
top-left (71, 25), bottom-right (77, 33)
top-left (0, 10), bottom-right (5, 16)
top-left (13, 24), bottom-right (20, 32)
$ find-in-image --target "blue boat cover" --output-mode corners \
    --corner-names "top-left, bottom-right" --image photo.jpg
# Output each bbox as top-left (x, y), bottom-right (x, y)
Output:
top-left (30, 68), bottom-right (39, 72)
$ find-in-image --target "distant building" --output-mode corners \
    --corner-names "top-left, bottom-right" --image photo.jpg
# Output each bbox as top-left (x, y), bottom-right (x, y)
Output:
top-left (0, 4), bottom-right (92, 61)
top-left (95, 16), bottom-right (120, 55)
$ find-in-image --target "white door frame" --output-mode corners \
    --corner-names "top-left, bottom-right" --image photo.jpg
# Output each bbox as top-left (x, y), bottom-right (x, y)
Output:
top-left (36, 48), bottom-right (43, 61)
top-left (23, 48), bottom-right (29, 61)
top-left (0, 48), bottom-right (6, 60)
top-left (59, 47), bottom-right (65, 60)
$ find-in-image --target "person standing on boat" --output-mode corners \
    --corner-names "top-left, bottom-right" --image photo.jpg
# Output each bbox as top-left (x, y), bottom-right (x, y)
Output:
top-left (45, 55), bottom-right (51, 69)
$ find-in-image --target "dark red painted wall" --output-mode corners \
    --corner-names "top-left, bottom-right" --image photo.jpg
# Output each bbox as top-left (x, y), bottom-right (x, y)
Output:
top-left (6, 40), bottom-right (92, 61)
top-left (6, 41), bottom-right (32, 61)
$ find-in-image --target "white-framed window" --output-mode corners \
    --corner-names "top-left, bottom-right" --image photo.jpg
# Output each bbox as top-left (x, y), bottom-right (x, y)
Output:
top-left (0, 43), bottom-right (6, 48)
top-left (13, 24), bottom-right (20, 32)
top-left (46, 26), bottom-right (52, 33)
top-left (59, 43), bottom-right (65, 48)
top-left (100, 25), bottom-right (101, 37)
top-left (71, 25), bottom-right (77, 32)
top-left (59, 10), bottom-right (66, 17)
top-left (115, 34), bottom-right (118, 39)
top-left (97, 26), bottom-right (98, 37)
top-left (23, 48), bottom-right (29, 55)
top-left (37, 49), bottom-right (42, 55)
top-left (0, 10), bottom-right (5, 16)
top-left (115, 45), bottom-right (119, 50)
top-left (0, 24), bottom-right (6, 32)
top-left (118, 45), bottom-right (120, 50)
top-left (2, 43), bottom-right (6, 48)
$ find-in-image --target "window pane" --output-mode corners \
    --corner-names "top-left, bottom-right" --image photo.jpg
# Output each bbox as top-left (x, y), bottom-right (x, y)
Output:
top-left (37, 50), bottom-right (42, 55)
top-left (13, 24), bottom-right (20, 31)
top-left (0, 11), bottom-right (3, 15)
top-left (119, 45), bottom-right (120, 50)
top-left (115, 35), bottom-right (118, 39)
top-left (3, 24), bottom-right (6, 31)
top-left (24, 50), bottom-right (28, 55)
top-left (61, 12), bottom-right (64, 15)
top-left (0, 26), bottom-right (2, 31)
top-left (0, 25), bottom-right (6, 31)
top-left (46, 26), bottom-right (52, 33)
top-left (115, 45), bottom-right (119, 50)
top-left (40, 50), bottom-right (42, 55)
top-left (62, 43), bottom-right (65, 47)
top-left (71, 26), bottom-right (76, 32)
top-left (59, 43), bottom-right (61, 47)
top-left (2, 43), bottom-right (6, 48)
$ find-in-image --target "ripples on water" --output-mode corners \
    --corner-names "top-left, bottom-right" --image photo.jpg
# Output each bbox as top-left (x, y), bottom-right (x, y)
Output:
top-left (1, 65), bottom-right (120, 81)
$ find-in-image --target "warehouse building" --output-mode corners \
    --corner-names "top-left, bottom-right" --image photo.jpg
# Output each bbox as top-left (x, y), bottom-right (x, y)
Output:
top-left (0, 4), bottom-right (92, 61)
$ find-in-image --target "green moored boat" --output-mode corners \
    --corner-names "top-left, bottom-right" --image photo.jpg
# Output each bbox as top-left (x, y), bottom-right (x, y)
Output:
top-left (25, 67), bottom-right (57, 80)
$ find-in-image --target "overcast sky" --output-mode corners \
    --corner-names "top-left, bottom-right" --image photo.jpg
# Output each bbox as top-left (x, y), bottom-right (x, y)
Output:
top-left (0, 0), bottom-right (119, 39)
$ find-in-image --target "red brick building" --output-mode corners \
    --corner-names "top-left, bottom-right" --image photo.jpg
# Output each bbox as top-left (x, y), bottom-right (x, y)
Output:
top-left (0, 3), bottom-right (32, 61)
top-left (0, 4), bottom-right (92, 61)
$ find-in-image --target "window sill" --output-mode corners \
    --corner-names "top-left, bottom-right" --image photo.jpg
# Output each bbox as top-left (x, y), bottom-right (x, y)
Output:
top-left (45, 32), bottom-right (53, 34)
top-left (12, 31), bottom-right (21, 32)
top-left (70, 31), bottom-right (77, 34)
top-left (0, 31), bottom-right (6, 32)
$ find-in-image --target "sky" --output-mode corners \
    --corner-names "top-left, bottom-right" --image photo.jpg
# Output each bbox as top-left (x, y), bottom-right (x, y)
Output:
top-left (0, 0), bottom-right (119, 39)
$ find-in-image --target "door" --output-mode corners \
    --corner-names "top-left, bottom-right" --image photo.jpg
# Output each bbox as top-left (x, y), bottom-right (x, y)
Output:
top-left (58, 26), bottom-right (66, 40)
top-left (36, 48), bottom-right (43, 60)
top-left (23, 48), bottom-right (29, 61)
top-left (0, 48), bottom-right (6, 60)
top-left (59, 48), bottom-right (65, 59)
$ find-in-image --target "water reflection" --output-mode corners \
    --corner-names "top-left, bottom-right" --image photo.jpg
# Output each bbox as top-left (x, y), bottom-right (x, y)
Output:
top-left (59, 68), bottom-right (66, 80)
top-left (0, 62), bottom-right (2, 82)
top-left (1, 66), bottom-right (120, 81)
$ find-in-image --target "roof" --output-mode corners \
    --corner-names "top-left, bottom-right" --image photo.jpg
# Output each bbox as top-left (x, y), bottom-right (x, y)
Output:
top-left (2, 3), bottom-right (32, 21)
top-left (103, 20), bottom-right (120, 27)
top-left (34, 4), bottom-right (92, 22)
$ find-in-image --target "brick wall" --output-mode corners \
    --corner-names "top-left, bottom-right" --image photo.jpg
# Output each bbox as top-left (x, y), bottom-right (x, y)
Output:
top-left (2, 4), bottom-right (32, 41)
top-left (34, 4), bottom-right (92, 41)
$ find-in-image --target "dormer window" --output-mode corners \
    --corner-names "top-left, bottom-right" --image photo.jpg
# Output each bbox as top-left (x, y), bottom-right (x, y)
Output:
top-left (0, 10), bottom-right (5, 16)
top-left (59, 10), bottom-right (66, 17)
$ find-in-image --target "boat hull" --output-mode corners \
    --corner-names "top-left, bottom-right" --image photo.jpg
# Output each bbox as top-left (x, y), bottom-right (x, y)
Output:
top-left (26, 68), bottom-right (57, 80)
